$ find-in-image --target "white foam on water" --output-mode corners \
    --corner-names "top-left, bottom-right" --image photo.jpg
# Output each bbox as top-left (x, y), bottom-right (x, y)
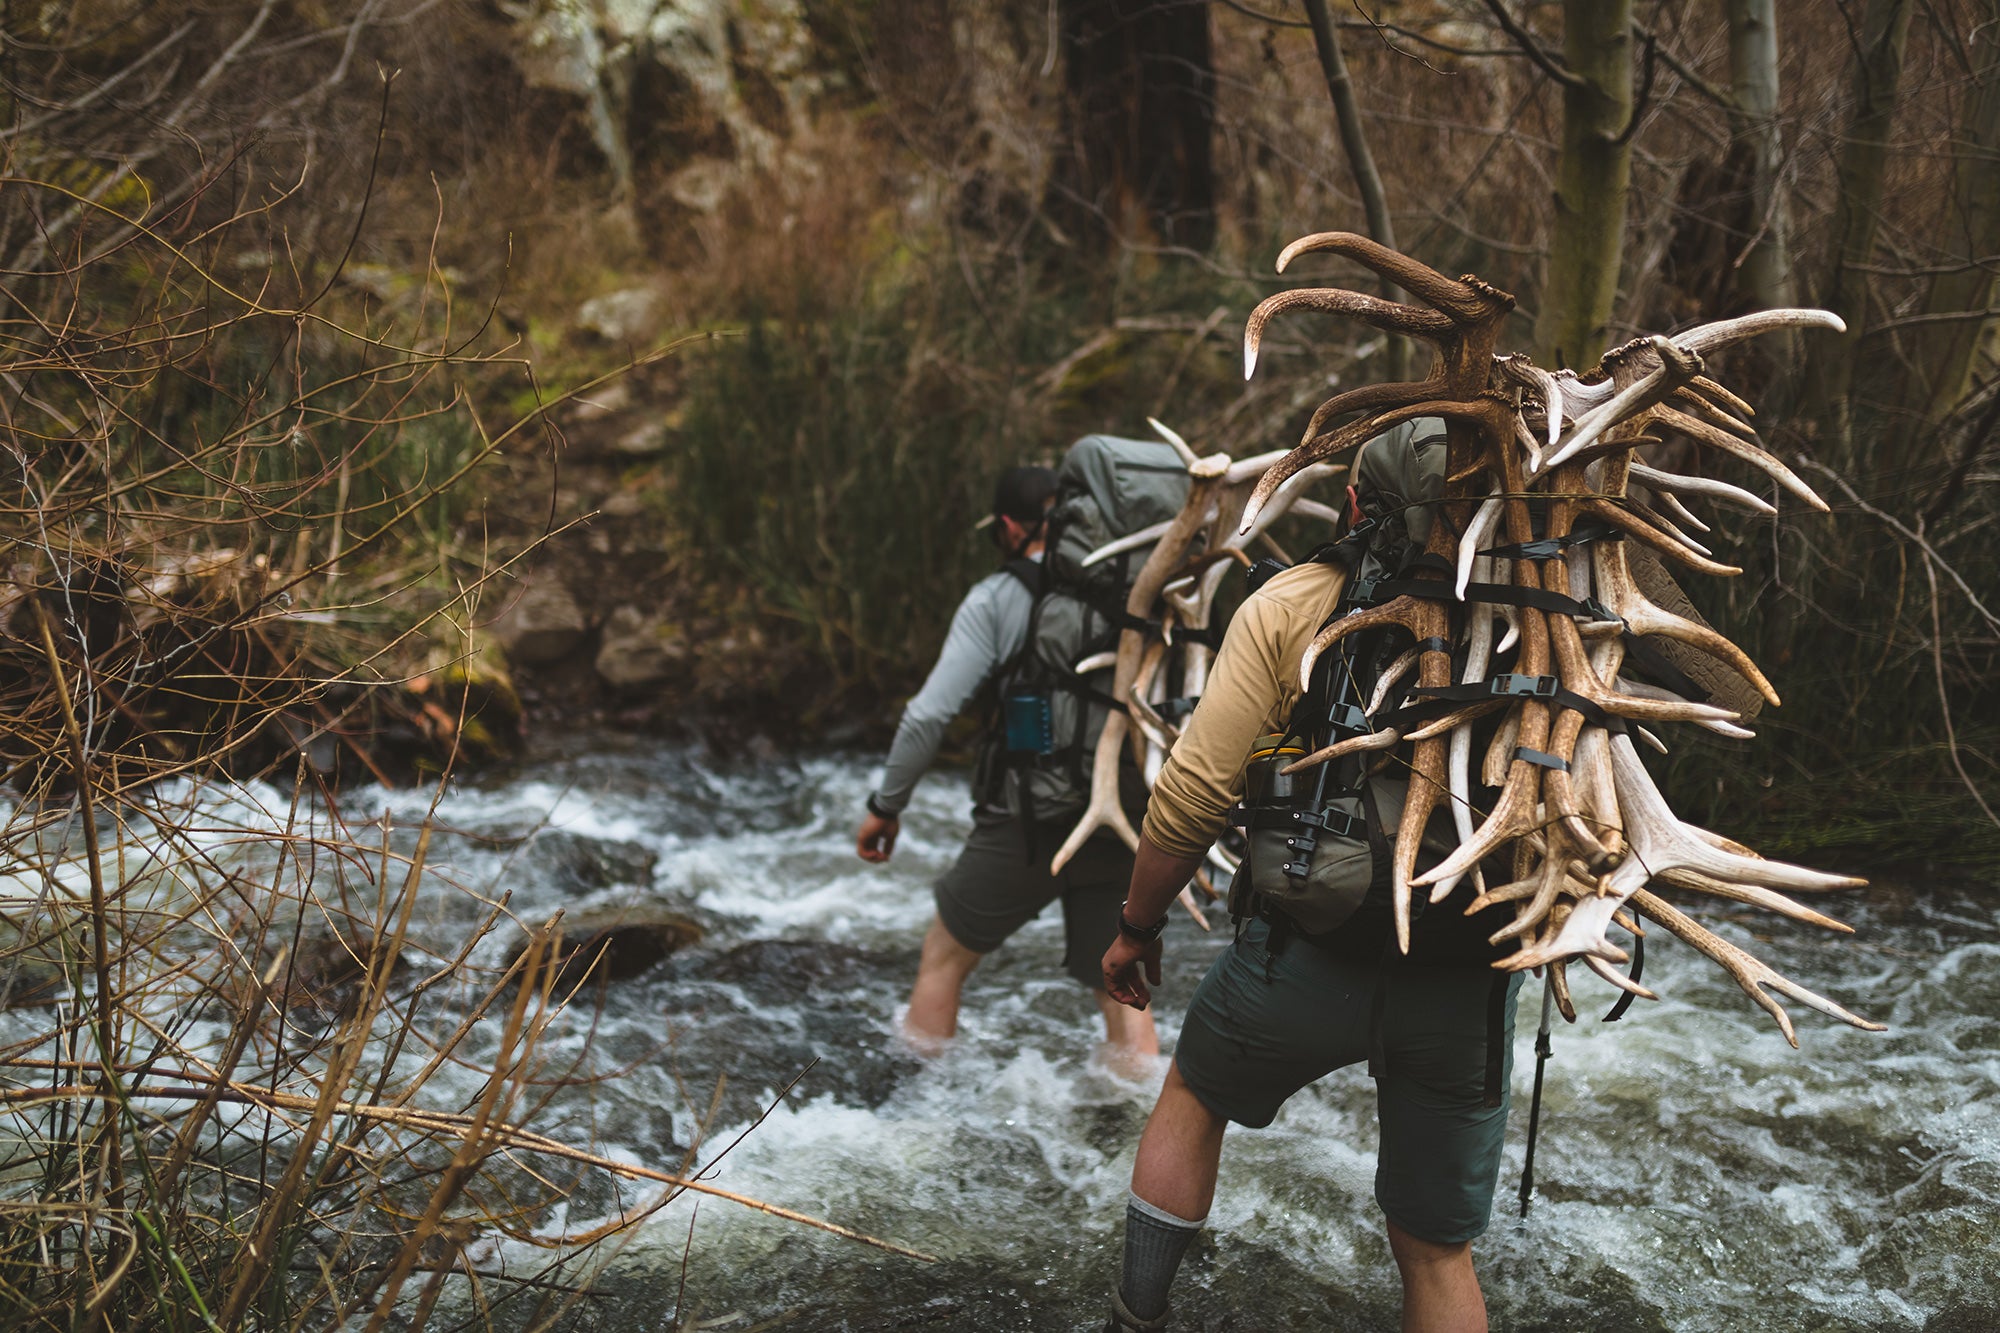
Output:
top-left (9, 741), bottom-right (1996, 1330)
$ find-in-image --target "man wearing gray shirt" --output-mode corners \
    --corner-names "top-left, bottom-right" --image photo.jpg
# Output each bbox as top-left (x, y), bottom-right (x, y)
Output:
top-left (855, 466), bottom-right (1158, 1063)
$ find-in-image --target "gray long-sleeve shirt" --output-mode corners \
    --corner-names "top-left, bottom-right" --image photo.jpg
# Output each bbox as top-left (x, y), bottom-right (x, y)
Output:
top-left (873, 564), bottom-right (1037, 815)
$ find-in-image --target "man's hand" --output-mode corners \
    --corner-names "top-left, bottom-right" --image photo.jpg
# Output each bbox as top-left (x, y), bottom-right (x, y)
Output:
top-left (1102, 932), bottom-right (1163, 1010)
top-left (856, 812), bottom-right (899, 863)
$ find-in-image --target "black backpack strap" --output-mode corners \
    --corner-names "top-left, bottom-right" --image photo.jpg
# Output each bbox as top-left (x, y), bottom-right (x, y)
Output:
top-left (999, 556), bottom-right (1044, 597)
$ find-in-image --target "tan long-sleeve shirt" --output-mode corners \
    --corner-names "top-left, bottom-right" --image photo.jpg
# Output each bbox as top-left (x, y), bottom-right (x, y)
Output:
top-left (1142, 560), bottom-right (1349, 858)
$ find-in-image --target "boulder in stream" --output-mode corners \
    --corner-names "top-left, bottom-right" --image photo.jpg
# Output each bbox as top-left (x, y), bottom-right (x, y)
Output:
top-left (514, 904), bottom-right (704, 989)
top-left (521, 829), bottom-right (658, 894)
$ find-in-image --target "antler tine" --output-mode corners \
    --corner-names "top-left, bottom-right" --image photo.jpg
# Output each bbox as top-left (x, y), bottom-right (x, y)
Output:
top-left (1690, 375), bottom-right (1756, 419)
top-left (1630, 889), bottom-right (1884, 1045)
top-left (1454, 490), bottom-right (1504, 600)
top-left (1539, 336), bottom-right (1704, 473)
top-left (1369, 645), bottom-right (1424, 717)
top-left (1082, 519), bottom-right (1174, 568)
top-left (1430, 553), bottom-right (1503, 901)
top-left (1614, 678), bottom-right (1758, 738)
top-left (1653, 867), bottom-right (1855, 933)
top-left (1147, 416), bottom-right (1203, 469)
top-left (1274, 231), bottom-right (1513, 325)
top-left (1222, 448), bottom-right (1295, 485)
top-left (1648, 403), bottom-right (1830, 512)
top-left (1500, 732), bottom-right (1867, 968)
top-left (1671, 308), bottom-right (1845, 357)
top-left (1632, 462), bottom-right (1776, 512)
top-left (1593, 538), bottom-right (1780, 705)
top-left (1669, 385), bottom-right (1759, 440)
top-left (1295, 378), bottom-right (1445, 454)
top-left (1244, 287), bottom-right (1454, 380)
top-left (1051, 713), bottom-right (1141, 868)
top-left (1584, 951), bottom-right (1661, 1001)
top-left (1241, 399), bottom-right (1459, 535)
top-left (1279, 727), bottom-right (1401, 775)
top-left (1643, 482), bottom-right (1713, 535)
top-left (1540, 503), bottom-right (1746, 726)
top-left (1577, 492), bottom-right (1744, 577)
top-left (1229, 463), bottom-right (1342, 551)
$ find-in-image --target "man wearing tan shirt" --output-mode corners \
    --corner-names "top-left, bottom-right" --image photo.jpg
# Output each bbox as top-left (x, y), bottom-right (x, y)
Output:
top-left (1099, 536), bottom-right (1522, 1332)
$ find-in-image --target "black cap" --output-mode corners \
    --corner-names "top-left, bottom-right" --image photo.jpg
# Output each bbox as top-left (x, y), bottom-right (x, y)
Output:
top-left (979, 465), bottom-right (1057, 529)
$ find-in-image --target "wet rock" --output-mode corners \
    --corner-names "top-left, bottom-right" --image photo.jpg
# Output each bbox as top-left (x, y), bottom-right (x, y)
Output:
top-left (522, 829), bottom-right (658, 894)
top-left (266, 928), bottom-right (411, 1024)
top-left (516, 904), bottom-right (703, 988)
top-left (594, 605), bottom-right (688, 689)
top-left (490, 577), bottom-right (586, 665)
top-left (576, 286), bottom-right (667, 345)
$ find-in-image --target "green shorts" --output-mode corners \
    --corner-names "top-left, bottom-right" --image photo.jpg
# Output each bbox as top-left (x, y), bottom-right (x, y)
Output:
top-left (1174, 919), bottom-right (1524, 1244)
top-left (933, 808), bottom-right (1133, 989)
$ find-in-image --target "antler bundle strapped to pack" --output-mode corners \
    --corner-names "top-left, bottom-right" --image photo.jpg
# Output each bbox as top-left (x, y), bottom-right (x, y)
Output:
top-left (1228, 231), bottom-right (1883, 1049)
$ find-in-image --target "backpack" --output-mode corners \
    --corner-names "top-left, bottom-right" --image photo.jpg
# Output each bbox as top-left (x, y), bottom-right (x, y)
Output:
top-left (1229, 416), bottom-right (1452, 937)
top-left (972, 435), bottom-right (1191, 830)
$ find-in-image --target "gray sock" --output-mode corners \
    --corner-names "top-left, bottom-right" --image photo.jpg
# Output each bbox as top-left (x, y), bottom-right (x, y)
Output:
top-left (1119, 1192), bottom-right (1205, 1322)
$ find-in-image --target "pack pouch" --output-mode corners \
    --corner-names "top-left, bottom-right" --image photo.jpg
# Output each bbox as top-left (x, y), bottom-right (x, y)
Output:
top-left (1229, 736), bottom-right (1408, 936)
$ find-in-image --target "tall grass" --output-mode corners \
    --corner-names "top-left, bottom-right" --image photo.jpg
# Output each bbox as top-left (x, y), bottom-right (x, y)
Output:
top-left (0, 142), bottom-right (923, 1328)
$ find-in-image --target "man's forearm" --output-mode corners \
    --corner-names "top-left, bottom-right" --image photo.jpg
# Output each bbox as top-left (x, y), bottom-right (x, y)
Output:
top-left (1125, 835), bottom-right (1207, 928)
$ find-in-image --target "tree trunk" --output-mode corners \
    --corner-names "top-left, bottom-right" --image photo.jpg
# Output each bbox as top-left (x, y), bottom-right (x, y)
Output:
top-left (1805, 0), bottom-right (1913, 467)
top-left (1724, 0), bottom-right (1795, 360)
top-left (1047, 0), bottom-right (1217, 253)
top-left (1299, 0), bottom-right (1408, 380)
top-left (1902, 0), bottom-right (2000, 436)
top-left (1534, 0), bottom-right (1634, 371)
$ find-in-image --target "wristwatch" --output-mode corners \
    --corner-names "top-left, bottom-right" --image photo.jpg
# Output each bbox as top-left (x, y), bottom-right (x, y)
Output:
top-left (866, 792), bottom-right (898, 821)
top-left (1117, 901), bottom-right (1167, 943)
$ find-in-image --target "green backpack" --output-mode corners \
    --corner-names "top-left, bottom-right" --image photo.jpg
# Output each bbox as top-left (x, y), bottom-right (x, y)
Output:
top-left (973, 435), bottom-right (1191, 829)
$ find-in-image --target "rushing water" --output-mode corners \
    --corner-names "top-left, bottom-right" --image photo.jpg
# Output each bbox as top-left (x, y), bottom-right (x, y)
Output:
top-left (340, 733), bottom-right (1994, 1333)
top-left (7, 736), bottom-right (1994, 1331)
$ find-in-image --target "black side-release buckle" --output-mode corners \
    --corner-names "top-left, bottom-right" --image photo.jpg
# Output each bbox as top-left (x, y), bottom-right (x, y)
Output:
top-left (1288, 806), bottom-right (1365, 839)
top-left (1488, 674), bottom-right (1560, 699)
top-left (1330, 703), bottom-right (1370, 735)
top-left (1247, 557), bottom-right (1289, 594)
top-left (1349, 576), bottom-right (1380, 605)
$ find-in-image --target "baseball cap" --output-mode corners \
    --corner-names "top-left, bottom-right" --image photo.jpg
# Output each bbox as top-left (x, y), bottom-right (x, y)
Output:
top-left (974, 465), bottom-right (1058, 529)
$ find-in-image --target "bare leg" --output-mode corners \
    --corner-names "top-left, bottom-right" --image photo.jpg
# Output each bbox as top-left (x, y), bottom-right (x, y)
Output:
top-left (1387, 1220), bottom-right (1488, 1333)
top-left (1095, 989), bottom-right (1160, 1064)
top-left (903, 915), bottom-right (982, 1053)
top-left (1130, 1061), bottom-right (1227, 1219)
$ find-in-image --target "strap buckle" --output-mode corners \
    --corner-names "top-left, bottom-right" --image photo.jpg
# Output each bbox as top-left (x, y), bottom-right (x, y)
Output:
top-left (1579, 597), bottom-right (1622, 624)
top-left (1330, 703), bottom-right (1370, 735)
top-left (1488, 673), bottom-right (1560, 699)
top-left (1286, 806), bottom-right (1365, 839)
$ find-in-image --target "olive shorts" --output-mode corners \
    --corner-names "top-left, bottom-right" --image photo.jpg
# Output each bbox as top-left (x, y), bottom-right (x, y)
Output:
top-left (1174, 919), bottom-right (1525, 1245)
top-left (932, 808), bottom-right (1134, 989)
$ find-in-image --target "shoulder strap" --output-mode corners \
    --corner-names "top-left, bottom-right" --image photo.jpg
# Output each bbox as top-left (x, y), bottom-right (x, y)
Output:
top-left (999, 557), bottom-right (1044, 597)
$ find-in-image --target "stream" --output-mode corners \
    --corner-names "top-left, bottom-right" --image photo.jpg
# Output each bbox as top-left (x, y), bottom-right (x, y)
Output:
top-left (7, 732), bottom-right (1998, 1331)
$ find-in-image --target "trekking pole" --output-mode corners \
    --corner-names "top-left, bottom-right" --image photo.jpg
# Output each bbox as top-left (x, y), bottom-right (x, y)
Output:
top-left (1516, 968), bottom-right (1555, 1220)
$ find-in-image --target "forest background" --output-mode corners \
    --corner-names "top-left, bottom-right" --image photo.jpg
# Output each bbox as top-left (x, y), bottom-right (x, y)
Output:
top-left (8, 0), bottom-right (2000, 868)
top-left (5, 1), bottom-right (2000, 1326)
